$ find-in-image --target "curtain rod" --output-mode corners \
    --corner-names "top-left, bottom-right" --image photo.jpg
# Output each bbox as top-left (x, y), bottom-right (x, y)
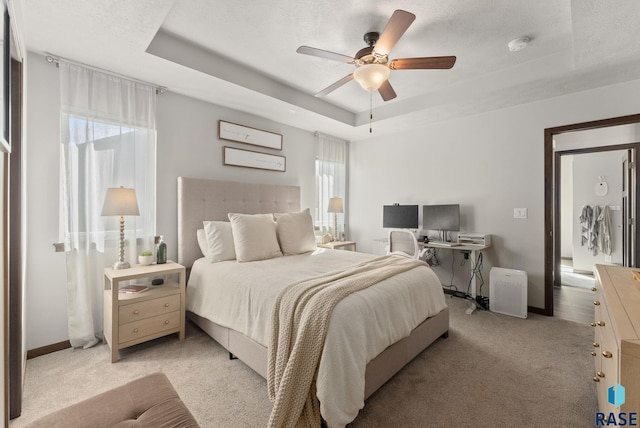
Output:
top-left (45, 54), bottom-right (166, 95)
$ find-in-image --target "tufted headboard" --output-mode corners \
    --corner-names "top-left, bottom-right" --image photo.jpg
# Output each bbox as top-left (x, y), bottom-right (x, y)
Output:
top-left (177, 177), bottom-right (301, 268)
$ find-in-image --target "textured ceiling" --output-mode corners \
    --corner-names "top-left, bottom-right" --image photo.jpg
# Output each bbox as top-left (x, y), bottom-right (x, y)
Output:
top-left (18, 0), bottom-right (640, 140)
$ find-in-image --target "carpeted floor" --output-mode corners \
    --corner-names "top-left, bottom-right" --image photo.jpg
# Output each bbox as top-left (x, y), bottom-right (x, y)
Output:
top-left (10, 297), bottom-right (597, 428)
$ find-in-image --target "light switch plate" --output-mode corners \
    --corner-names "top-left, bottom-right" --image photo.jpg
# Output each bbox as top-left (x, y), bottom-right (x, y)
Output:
top-left (514, 208), bottom-right (528, 219)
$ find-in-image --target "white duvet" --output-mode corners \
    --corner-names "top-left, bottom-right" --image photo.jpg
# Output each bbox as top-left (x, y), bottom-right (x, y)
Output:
top-left (186, 248), bottom-right (447, 427)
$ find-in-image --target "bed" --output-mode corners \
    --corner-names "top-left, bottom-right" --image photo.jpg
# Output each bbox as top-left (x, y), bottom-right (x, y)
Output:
top-left (177, 177), bottom-right (449, 427)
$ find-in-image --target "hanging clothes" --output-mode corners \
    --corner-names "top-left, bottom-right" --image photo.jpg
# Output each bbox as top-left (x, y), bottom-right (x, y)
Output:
top-left (597, 205), bottom-right (612, 256)
top-left (579, 205), bottom-right (593, 248)
top-left (590, 205), bottom-right (602, 255)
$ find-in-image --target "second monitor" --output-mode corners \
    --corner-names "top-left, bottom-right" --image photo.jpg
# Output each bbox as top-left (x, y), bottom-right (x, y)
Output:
top-left (422, 204), bottom-right (460, 240)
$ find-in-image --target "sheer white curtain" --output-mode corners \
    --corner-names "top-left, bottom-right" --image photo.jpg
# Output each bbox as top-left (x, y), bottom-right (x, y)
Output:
top-left (315, 133), bottom-right (348, 238)
top-left (60, 62), bottom-right (157, 348)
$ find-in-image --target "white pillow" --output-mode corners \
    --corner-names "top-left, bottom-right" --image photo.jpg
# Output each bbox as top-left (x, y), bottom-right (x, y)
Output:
top-left (196, 228), bottom-right (208, 258)
top-left (275, 208), bottom-right (317, 255)
top-left (202, 221), bottom-right (236, 262)
top-left (228, 213), bottom-right (283, 262)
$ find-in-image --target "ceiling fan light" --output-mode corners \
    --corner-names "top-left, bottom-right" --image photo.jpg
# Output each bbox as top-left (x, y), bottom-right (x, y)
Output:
top-left (353, 63), bottom-right (391, 91)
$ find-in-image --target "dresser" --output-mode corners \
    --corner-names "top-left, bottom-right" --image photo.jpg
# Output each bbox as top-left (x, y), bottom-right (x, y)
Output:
top-left (103, 262), bottom-right (186, 362)
top-left (592, 264), bottom-right (640, 412)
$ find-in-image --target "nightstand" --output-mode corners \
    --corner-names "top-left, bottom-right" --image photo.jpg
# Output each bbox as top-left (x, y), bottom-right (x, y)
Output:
top-left (103, 262), bottom-right (185, 363)
top-left (318, 240), bottom-right (356, 251)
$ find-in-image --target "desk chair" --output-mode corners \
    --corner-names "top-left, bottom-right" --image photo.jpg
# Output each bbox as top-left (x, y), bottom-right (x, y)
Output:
top-left (387, 229), bottom-right (420, 259)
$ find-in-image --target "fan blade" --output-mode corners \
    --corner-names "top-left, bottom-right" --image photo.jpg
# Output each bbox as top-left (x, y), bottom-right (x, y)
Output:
top-left (378, 80), bottom-right (397, 101)
top-left (389, 56), bottom-right (457, 70)
top-left (315, 74), bottom-right (354, 97)
top-left (374, 10), bottom-right (416, 56)
top-left (296, 46), bottom-right (355, 63)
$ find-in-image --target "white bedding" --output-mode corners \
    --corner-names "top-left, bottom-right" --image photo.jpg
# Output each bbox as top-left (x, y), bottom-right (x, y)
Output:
top-left (186, 248), bottom-right (447, 427)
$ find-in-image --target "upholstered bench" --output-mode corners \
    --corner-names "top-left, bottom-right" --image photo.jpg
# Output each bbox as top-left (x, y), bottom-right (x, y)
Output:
top-left (26, 372), bottom-right (199, 428)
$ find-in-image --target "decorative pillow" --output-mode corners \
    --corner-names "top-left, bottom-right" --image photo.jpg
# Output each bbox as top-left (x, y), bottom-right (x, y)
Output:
top-left (274, 208), bottom-right (317, 255)
top-left (202, 221), bottom-right (236, 262)
top-left (196, 228), bottom-right (208, 258)
top-left (228, 213), bottom-right (283, 262)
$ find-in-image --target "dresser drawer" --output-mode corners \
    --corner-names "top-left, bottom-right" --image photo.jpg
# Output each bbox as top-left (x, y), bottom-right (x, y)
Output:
top-left (119, 294), bottom-right (181, 325)
top-left (119, 310), bottom-right (181, 344)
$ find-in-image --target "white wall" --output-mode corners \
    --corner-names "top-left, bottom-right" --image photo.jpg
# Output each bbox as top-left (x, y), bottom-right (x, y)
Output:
top-left (350, 78), bottom-right (640, 309)
top-left (572, 151), bottom-right (625, 271)
top-left (25, 52), bottom-right (316, 350)
top-left (560, 156), bottom-right (574, 258)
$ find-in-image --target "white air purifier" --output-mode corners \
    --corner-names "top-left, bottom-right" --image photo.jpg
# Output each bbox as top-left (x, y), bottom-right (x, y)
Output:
top-left (489, 267), bottom-right (528, 318)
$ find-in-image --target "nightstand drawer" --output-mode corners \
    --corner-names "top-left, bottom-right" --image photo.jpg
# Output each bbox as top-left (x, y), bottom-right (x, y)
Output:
top-left (119, 294), bottom-right (180, 325)
top-left (119, 310), bottom-right (181, 344)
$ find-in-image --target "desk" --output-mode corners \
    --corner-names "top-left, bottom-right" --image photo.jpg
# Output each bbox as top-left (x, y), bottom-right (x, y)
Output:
top-left (419, 242), bottom-right (490, 314)
top-left (318, 240), bottom-right (356, 251)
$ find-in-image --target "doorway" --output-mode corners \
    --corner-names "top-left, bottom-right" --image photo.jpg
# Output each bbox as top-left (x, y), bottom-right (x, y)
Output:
top-left (554, 149), bottom-right (632, 323)
top-left (544, 114), bottom-right (640, 316)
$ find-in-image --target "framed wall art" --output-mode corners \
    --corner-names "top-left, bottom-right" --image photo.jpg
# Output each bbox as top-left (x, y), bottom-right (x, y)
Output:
top-left (223, 146), bottom-right (286, 172)
top-left (218, 120), bottom-right (283, 150)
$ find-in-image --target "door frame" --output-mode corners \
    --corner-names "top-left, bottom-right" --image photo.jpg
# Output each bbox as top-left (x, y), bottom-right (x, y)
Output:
top-left (544, 114), bottom-right (640, 316)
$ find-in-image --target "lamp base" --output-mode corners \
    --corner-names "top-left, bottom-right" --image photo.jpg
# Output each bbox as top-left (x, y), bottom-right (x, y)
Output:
top-left (113, 260), bottom-right (131, 270)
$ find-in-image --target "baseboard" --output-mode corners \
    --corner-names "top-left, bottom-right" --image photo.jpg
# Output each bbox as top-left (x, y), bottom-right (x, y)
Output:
top-left (27, 340), bottom-right (71, 359)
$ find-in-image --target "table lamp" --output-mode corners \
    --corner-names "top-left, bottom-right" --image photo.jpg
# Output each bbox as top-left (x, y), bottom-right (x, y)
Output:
top-left (101, 186), bottom-right (140, 269)
top-left (327, 197), bottom-right (343, 241)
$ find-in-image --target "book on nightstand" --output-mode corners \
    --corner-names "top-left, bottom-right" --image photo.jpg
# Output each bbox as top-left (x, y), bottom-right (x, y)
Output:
top-left (118, 285), bottom-right (149, 294)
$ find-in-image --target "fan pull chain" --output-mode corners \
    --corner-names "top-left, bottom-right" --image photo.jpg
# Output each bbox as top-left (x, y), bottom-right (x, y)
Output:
top-left (369, 91), bottom-right (373, 133)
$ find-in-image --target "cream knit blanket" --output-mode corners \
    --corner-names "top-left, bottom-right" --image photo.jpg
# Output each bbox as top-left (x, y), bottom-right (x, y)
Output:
top-left (267, 255), bottom-right (426, 428)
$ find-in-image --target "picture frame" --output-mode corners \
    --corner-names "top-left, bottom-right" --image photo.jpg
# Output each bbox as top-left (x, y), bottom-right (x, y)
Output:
top-left (218, 120), bottom-right (283, 150)
top-left (223, 146), bottom-right (286, 172)
top-left (0, 5), bottom-right (9, 153)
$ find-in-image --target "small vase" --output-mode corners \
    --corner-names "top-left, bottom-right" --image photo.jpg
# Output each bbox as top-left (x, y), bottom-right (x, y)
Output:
top-left (156, 236), bottom-right (167, 264)
top-left (138, 255), bottom-right (154, 266)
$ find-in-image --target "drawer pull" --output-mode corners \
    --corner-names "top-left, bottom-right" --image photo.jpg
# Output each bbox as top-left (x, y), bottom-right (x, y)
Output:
top-left (591, 351), bottom-right (597, 357)
top-left (597, 321), bottom-right (606, 327)
top-left (133, 328), bottom-right (139, 333)
top-left (590, 322), bottom-right (597, 327)
top-left (593, 342), bottom-right (600, 348)
top-left (164, 320), bottom-right (170, 325)
top-left (603, 351), bottom-right (613, 359)
top-left (594, 300), bottom-right (601, 306)
top-left (597, 371), bottom-right (605, 378)
top-left (593, 376), bottom-right (600, 382)
top-left (164, 303), bottom-right (170, 308)
top-left (134, 310), bottom-right (139, 315)
top-left (592, 287), bottom-right (597, 292)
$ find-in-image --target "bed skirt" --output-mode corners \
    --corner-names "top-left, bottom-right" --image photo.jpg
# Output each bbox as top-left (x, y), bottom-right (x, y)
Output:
top-left (187, 306), bottom-right (449, 400)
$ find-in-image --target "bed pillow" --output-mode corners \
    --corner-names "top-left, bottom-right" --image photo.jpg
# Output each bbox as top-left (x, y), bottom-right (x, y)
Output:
top-left (202, 221), bottom-right (236, 262)
top-left (228, 213), bottom-right (283, 262)
top-left (196, 228), bottom-right (208, 258)
top-left (274, 208), bottom-right (317, 255)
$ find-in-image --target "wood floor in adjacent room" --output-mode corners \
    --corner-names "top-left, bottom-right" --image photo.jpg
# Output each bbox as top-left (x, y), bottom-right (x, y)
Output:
top-left (554, 259), bottom-right (595, 325)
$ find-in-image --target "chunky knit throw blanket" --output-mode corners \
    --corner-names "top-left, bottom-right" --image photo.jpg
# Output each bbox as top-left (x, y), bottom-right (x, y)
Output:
top-left (267, 255), bottom-right (426, 428)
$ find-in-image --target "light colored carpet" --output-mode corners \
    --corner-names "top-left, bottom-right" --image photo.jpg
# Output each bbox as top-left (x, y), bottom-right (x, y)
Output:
top-left (10, 297), bottom-right (597, 428)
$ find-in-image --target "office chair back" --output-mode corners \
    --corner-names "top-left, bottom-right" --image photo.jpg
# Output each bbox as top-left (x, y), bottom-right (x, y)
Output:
top-left (387, 230), bottom-right (419, 259)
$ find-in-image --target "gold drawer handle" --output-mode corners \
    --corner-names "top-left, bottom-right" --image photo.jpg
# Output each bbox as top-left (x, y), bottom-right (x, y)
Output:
top-left (164, 320), bottom-right (170, 325)
top-left (133, 310), bottom-right (139, 315)
top-left (597, 321), bottom-right (606, 327)
top-left (593, 376), bottom-right (600, 382)
top-left (590, 322), bottom-right (596, 327)
top-left (592, 286), bottom-right (597, 292)
top-left (593, 342), bottom-right (600, 348)
top-left (133, 328), bottom-right (139, 333)
top-left (603, 351), bottom-right (613, 359)
top-left (594, 301), bottom-right (601, 306)
top-left (164, 303), bottom-right (170, 307)
top-left (597, 371), bottom-right (605, 378)
top-left (591, 351), bottom-right (597, 357)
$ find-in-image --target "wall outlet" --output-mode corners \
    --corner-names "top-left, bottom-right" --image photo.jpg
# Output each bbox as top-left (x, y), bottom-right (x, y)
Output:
top-left (514, 208), bottom-right (528, 219)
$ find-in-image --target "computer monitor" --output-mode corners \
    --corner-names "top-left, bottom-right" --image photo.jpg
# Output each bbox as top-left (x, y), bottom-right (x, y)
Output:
top-left (422, 204), bottom-right (460, 232)
top-left (383, 204), bottom-right (419, 229)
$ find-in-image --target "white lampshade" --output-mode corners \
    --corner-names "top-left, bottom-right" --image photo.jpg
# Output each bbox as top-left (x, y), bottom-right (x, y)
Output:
top-left (353, 63), bottom-right (391, 91)
top-left (101, 187), bottom-right (140, 216)
top-left (327, 197), bottom-right (344, 214)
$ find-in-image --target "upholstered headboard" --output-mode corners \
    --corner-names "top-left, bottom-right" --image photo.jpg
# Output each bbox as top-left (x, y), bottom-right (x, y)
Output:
top-left (177, 177), bottom-right (301, 268)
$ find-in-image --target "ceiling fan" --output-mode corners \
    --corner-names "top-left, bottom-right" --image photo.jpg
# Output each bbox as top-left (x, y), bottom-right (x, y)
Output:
top-left (296, 9), bottom-right (456, 102)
